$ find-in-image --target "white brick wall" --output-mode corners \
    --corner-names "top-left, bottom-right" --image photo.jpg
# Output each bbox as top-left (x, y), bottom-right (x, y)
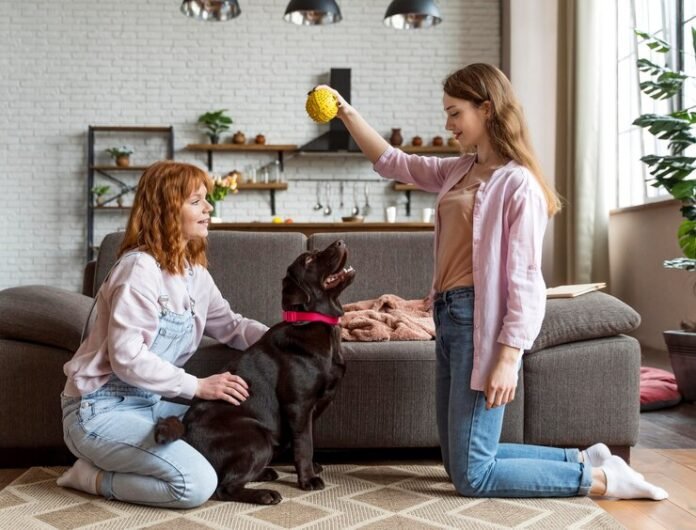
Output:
top-left (0, 0), bottom-right (500, 291)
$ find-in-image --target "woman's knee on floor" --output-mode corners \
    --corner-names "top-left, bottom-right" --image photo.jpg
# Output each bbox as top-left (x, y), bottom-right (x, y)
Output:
top-left (450, 462), bottom-right (492, 498)
top-left (170, 458), bottom-right (218, 509)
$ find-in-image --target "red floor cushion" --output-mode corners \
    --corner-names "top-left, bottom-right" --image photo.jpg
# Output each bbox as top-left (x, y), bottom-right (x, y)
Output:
top-left (640, 367), bottom-right (682, 411)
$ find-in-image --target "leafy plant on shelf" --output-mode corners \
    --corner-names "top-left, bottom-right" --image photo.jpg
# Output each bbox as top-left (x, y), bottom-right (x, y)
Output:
top-left (198, 109), bottom-right (233, 144)
top-left (91, 185), bottom-right (111, 206)
top-left (105, 146), bottom-right (134, 158)
top-left (633, 29), bottom-right (696, 269)
top-left (633, 29), bottom-right (696, 332)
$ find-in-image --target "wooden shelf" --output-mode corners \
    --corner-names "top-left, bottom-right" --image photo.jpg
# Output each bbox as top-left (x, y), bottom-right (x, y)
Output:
top-left (237, 182), bottom-right (288, 190)
top-left (209, 222), bottom-right (434, 236)
top-left (399, 145), bottom-right (460, 154)
top-left (91, 165), bottom-right (150, 171)
top-left (185, 144), bottom-right (298, 152)
top-left (87, 125), bottom-right (174, 262)
top-left (393, 182), bottom-right (424, 192)
top-left (90, 126), bottom-right (172, 133)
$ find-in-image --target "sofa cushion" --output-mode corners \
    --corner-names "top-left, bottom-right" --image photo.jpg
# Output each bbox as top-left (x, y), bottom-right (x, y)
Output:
top-left (94, 231), bottom-right (308, 326)
top-left (308, 232), bottom-right (434, 303)
top-left (0, 286), bottom-right (94, 352)
top-left (528, 292), bottom-right (641, 353)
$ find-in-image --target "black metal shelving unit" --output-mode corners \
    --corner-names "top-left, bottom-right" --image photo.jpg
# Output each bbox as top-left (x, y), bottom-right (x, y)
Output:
top-left (86, 126), bottom-right (174, 261)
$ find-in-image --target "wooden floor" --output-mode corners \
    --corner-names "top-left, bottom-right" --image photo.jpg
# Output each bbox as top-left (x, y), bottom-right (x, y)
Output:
top-left (2, 348), bottom-right (694, 529)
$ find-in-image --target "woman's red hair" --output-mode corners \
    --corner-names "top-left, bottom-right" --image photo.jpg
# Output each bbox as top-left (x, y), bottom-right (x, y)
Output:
top-left (118, 161), bottom-right (212, 274)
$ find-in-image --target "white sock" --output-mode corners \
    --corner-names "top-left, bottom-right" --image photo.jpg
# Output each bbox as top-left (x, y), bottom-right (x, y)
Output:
top-left (602, 455), bottom-right (668, 500)
top-left (56, 459), bottom-right (100, 495)
top-left (581, 443), bottom-right (612, 467)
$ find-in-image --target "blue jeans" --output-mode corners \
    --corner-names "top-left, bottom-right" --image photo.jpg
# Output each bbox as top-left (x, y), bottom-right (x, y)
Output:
top-left (61, 298), bottom-right (217, 508)
top-left (434, 286), bottom-right (592, 497)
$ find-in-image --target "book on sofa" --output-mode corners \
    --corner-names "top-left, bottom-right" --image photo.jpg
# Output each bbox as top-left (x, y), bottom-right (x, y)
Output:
top-left (546, 282), bottom-right (606, 299)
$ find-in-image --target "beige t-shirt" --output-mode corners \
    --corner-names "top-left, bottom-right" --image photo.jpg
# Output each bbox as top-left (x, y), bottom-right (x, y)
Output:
top-left (435, 170), bottom-right (488, 293)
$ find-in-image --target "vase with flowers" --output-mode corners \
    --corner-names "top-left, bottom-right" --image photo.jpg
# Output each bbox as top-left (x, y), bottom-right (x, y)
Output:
top-left (207, 173), bottom-right (239, 222)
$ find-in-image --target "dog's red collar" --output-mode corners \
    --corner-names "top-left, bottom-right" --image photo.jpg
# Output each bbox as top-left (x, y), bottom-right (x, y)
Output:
top-left (282, 311), bottom-right (340, 325)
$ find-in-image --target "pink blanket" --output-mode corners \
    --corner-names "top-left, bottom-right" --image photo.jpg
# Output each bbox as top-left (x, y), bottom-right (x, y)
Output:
top-left (340, 294), bottom-right (435, 341)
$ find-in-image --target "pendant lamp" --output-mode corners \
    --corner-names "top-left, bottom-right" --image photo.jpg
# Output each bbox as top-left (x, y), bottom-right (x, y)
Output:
top-left (283, 0), bottom-right (342, 26)
top-left (384, 0), bottom-right (442, 29)
top-left (181, 0), bottom-right (241, 21)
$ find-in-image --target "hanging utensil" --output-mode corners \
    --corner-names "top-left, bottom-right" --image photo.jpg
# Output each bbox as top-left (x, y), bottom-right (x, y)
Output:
top-left (339, 181), bottom-right (345, 210)
top-left (313, 182), bottom-right (323, 210)
top-left (323, 183), bottom-right (332, 216)
top-left (362, 183), bottom-right (372, 216)
top-left (351, 184), bottom-right (360, 216)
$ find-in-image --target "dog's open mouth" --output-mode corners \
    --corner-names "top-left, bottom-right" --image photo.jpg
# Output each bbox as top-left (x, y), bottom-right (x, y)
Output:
top-left (323, 265), bottom-right (355, 290)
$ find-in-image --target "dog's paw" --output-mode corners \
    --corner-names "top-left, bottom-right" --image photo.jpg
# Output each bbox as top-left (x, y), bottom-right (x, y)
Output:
top-left (154, 417), bottom-right (185, 444)
top-left (299, 476), bottom-right (325, 491)
top-left (254, 488), bottom-right (283, 505)
top-left (313, 462), bottom-right (324, 474)
top-left (256, 468), bottom-right (279, 482)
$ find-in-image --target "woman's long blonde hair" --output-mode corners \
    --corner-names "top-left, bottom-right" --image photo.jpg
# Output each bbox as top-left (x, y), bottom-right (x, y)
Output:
top-left (443, 63), bottom-right (561, 216)
top-left (118, 160), bottom-right (212, 274)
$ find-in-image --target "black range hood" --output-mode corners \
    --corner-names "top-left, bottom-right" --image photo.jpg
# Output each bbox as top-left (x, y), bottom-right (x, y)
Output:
top-left (300, 68), bottom-right (360, 153)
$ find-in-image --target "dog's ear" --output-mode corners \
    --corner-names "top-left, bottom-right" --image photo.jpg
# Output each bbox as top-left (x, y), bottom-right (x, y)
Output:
top-left (282, 269), bottom-right (311, 309)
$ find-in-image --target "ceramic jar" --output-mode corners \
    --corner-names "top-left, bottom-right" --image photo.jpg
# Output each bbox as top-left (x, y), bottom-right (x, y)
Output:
top-left (389, 128), bottom-right (403, 146)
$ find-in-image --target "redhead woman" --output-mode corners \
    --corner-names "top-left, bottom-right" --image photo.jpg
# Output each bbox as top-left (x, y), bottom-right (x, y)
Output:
top-left (58, 161), bottom-right (268, 508)
top-left (319, 63), bottom-right (667, 501)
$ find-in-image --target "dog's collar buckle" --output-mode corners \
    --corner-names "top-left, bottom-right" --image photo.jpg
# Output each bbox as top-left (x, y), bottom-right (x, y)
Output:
top-left (282, 310), bottom-right (340, 326)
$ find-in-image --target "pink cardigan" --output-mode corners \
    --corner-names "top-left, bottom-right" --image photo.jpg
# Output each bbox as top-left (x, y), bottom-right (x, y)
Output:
top-left (63, 252), bottom-right (268, 399)
top-left (374, 147), bottom-right (548, 391)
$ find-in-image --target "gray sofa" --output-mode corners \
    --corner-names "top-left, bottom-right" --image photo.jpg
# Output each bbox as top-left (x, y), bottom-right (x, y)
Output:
top-left (0, 231), bottom-right (642, 466)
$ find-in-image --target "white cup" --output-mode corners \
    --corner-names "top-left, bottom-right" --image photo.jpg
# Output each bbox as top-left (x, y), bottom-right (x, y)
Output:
top-left (422, 207), bottom-right (434, 223)
top-left (385, 206), bottom-right (397, 223)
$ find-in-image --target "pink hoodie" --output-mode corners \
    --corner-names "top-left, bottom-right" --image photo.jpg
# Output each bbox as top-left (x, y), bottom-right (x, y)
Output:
top-left (374, 147), bottom-right (548, 391)
top-left (63, 252), bottom-right (268, 399)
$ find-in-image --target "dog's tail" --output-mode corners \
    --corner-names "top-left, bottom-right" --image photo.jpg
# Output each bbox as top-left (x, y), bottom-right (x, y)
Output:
top-left (154, 416), bottom-right (186, 444)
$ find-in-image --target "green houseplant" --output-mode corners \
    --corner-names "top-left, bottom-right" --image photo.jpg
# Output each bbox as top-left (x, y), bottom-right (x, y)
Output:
top-left (633, 28), bottom-right (696, 400)
top-left (105, 146), bottom-right (134, 167)
top-left (91, 185), bottom-right (111, 206)
top-left (198, 109), bottom-right (233, 144)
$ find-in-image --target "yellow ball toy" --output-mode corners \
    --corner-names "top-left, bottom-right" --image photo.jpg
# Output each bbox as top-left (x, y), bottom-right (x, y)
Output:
top-left (305, 88), bottom-right (339, 123)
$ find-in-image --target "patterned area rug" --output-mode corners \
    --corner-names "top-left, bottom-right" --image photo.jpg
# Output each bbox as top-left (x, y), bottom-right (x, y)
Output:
top-left (0, 465), bottom-right (623, 529)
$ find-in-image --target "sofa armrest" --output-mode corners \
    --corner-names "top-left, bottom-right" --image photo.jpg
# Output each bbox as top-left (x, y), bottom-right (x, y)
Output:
top-left (0, 285), bottom-right (94, 352)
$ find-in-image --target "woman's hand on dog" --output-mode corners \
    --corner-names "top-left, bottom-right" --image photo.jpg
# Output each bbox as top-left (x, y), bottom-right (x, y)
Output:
top-left (196, 373), bottom-right (249, 405)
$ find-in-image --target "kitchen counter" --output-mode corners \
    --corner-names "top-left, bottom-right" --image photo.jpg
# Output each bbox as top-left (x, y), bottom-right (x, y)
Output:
top-left (209, 222), bottom-right (434, 236)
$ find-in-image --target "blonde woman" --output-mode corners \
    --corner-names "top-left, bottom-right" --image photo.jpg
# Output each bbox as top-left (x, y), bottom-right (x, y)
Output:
top-left (320, 63), bottom-right (666, 500)
top-left (58, 161), bottom-right (268, 507)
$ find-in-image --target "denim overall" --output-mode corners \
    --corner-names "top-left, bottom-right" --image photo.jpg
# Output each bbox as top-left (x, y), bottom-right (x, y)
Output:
top-left (434, 286), bottom-right (592, 497)
top-left (60, 252), bottom-right (217, 508)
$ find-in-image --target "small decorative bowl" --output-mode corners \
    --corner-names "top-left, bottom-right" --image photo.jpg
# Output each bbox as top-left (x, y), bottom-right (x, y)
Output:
top-left (341, 215), bottom-right (364, 223)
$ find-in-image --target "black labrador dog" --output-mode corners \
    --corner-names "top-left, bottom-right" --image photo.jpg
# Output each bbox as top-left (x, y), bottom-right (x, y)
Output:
top-left (155, 240), bottom-right (355, 505)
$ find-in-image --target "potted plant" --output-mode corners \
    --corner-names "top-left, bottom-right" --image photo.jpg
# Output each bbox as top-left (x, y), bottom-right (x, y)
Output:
top-left (633, 29), bottom-right (696, 400)
top-left (198, 109), bottom-right (233, 144)
top-left (105, 146), bottom-right (134, 167)
top-left (91, 185), bottom-right (111, 206)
